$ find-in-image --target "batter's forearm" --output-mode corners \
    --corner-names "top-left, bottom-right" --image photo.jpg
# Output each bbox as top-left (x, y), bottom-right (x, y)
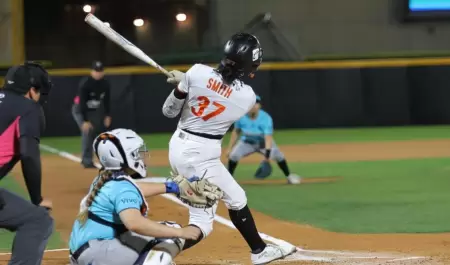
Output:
top-left (162, 90), bottom-right (185, 118)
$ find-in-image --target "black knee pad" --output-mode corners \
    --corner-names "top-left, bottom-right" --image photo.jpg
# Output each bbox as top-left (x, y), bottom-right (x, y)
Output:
top-left (182, 225), bottom-right (204, 251)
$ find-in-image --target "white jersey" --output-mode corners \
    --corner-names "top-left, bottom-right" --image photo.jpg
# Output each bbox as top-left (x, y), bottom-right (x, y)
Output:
top-left (177, 64), bottom-right (256, 136)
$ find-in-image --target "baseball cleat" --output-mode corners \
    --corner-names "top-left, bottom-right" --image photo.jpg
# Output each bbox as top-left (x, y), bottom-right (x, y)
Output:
top-left (251, 243), bottom-right (296, 264)
top-left (287, 174), bottom-right (301, 185)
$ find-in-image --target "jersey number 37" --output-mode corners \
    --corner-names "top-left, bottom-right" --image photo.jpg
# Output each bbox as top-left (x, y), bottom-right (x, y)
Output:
top-left (191, 96), bottom-right (226, 121)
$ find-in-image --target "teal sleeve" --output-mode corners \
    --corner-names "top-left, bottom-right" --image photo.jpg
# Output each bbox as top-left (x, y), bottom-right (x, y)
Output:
top-left (234, 119), bottom-right (242, 129)
top-left (263, 116), bottom-right (273, 135)
top-left (114, 190), bottom-right (142, 214)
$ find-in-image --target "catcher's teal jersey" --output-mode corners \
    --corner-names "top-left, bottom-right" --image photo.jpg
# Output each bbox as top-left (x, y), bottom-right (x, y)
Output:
top-left (234, 110), bottom-right (273, 144)
top-left (69, 175), bottom-right (143, 252)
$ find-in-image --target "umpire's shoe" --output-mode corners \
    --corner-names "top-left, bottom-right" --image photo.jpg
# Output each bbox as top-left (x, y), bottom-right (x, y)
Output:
top-left (251, 243), bottom-right (296, 265)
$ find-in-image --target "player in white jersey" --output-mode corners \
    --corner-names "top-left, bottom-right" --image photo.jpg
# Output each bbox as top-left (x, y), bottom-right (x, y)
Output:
top-left (161, 33), bottom-right (296, 264)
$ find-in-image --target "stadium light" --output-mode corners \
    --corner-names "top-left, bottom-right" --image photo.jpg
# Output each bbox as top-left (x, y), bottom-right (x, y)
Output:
top-left (133, 18), bottom-right (144, 27)
top-left (176, 13), bottom-right (187, 22)
top-left (83, 4), bottom-right (92, 13)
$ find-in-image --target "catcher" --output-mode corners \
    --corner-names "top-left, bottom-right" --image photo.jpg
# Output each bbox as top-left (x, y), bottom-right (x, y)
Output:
top-left (69, 128), bottom-right (223, 265)
top-left (226, 96), bottom-right (301, 184)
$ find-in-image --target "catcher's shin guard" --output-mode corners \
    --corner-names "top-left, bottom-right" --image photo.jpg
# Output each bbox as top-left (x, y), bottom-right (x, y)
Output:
top-left (137, 238), bottom-right (184, 265)
top-left (134, 222), bottom-right (185, 265)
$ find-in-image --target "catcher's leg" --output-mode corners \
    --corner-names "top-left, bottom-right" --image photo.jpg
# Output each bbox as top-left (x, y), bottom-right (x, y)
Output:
top-left (228, 140), bottom-right (258, 175)
top-left (70, 238), bottom-right (141, 265)
top-left (133, 222), bottom-right (185, 265)
top-left (134, 237), bottom-right (182, 265)
top-left (72, 223), bottom-right (183, 265)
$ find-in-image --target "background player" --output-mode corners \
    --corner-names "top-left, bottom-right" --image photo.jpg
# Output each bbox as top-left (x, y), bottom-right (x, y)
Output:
top-left (69, 128), bottom-right (221, 265)
top-left (227, 95), bottom-right (301, 184)
top-left (0, 62), bottom-right (54, 265)
top-left (72, 61), bottom-right (112, 168)
top-left (162, 33), bottom-right (296, 264)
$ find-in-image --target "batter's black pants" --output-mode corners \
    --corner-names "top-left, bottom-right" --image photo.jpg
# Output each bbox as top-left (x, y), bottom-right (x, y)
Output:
top-left (72, 104), bottom-right (105, 166)
top-left (0, 188), bottom-right (54, 265)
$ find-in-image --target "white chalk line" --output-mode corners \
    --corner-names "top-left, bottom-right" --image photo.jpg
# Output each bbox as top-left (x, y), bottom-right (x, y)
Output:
top-left (37, 144), bottom-right (428, 264)
top-left (388, 256), bottom-right (428, 262)
top-left (0, 248), bottom-right (69, 256)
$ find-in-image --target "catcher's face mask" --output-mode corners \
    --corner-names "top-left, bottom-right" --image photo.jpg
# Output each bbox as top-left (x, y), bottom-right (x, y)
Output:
top-left (128, 144), bottom-right (149, 179)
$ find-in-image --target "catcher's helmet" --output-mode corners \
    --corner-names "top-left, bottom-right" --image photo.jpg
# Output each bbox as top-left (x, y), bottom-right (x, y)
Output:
top-left (93, 128), bottom-right (148, 179)
top-left (217, 33), bottom-right (263, 82)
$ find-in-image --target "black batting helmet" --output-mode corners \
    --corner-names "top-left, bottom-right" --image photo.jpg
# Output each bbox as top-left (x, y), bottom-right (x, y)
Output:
top-left (217, 33), bottom-right (263, 82)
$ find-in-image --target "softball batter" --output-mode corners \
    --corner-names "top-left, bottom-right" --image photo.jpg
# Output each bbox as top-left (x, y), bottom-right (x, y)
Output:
top-left (69, 128), bottom-right (222, 265)
top-left (226, 95), bottom-right (301, 184)
top-left (162, 33), bottom-right (296, 264)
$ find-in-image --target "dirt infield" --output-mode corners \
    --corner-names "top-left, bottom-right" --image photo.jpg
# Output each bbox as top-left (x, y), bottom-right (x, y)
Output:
top-left (2, 139), bottom-right (450, 265)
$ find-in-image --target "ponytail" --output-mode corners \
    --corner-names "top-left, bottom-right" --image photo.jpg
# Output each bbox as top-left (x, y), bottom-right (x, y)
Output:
top-left (77, 170), bottom-right (113, 226)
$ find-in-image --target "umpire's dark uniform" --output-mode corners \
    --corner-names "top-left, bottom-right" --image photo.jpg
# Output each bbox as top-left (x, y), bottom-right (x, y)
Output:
top-left (0, 63), bottom-right (54, 265)
top-left (72, 61), bottom-right (111, 168)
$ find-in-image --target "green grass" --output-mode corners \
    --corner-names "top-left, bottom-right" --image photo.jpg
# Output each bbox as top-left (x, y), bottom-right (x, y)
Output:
top-left (0, 176), bottom-right (65, 250)
top-left (233, 158), bottom-right (450, 233)
top-left (41, 125), bottom-right (450, 153)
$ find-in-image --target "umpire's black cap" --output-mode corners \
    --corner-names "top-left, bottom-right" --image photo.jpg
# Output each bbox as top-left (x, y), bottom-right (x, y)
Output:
top-left (91, 61), bottom-right (104, 72)
top-left (3, 62), bottom-right (52, 96)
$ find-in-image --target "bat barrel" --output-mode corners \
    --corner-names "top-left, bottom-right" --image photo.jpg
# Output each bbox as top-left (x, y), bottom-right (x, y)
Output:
top-left (85, 14), bottom-right (172, 78)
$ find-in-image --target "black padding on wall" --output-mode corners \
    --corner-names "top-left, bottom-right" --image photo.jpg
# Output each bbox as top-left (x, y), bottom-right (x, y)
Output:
top-left (41, 65), bottom-right (450, 137)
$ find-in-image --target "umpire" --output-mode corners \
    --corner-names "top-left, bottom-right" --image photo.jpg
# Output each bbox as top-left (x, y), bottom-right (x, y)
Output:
top-left (0, 62), bottom-right (54, 265)
top-left (72, 61), bottom-right (111, 168)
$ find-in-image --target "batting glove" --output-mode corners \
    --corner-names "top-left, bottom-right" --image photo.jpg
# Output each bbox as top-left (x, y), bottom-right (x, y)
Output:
top-left (167, 70), bottom-right (185, 85)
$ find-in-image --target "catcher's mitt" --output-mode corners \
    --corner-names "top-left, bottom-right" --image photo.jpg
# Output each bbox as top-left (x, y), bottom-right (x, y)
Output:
top-left (169, 174), bottom-right (223, 208)
top-left (254, 160), bottom-right (272, 179)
